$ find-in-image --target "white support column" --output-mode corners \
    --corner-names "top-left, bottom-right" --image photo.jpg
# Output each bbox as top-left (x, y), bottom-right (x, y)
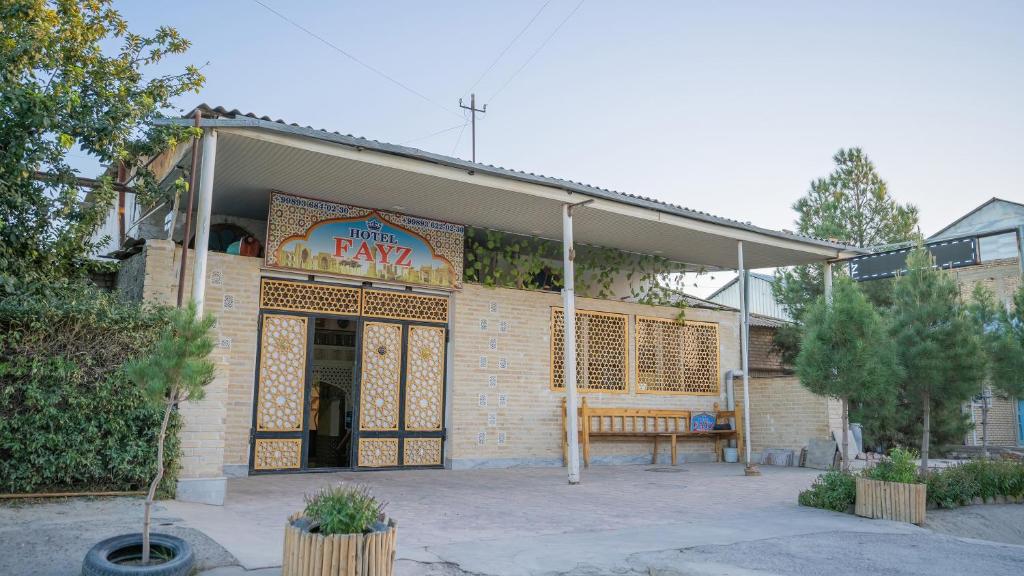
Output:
top-left (824, 260), bottom-right (833, 305)
top-left (563, 202), bottom-right (582, 485)
top-left (190, 129), bottom-right (218, 315)
top-left (737, 241), bottom-right (758, 476)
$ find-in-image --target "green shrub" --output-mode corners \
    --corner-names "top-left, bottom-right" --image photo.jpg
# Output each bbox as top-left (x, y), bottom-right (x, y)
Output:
top-left (798, 470), bottom-right (856, 512)
top-left (304, 484), bottom-right (386, 535)
top-left (0, 286), bottom-right (179, 496)
top-left (926, 459), bottom-right (1024, 508)
top-left (866, 447), bottom-right (920, 484)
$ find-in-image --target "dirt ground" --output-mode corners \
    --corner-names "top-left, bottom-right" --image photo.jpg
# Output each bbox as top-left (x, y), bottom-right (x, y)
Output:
top-left (924, 503), bottom-right (1024, 546)
top-left (0, 496), bottom-right (235, 576)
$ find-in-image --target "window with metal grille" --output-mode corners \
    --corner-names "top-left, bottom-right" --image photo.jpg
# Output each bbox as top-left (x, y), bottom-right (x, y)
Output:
top-left (635, 316), bottom-right (720, 395)
top-left (550, 308), bottom-right (628, 392)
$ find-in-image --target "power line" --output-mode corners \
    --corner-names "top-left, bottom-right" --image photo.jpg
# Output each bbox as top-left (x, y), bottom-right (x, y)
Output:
top-left (487, 0), bottom-right (586, 105)
top-left (463, 0), bottom-right (554, 97)
top-left (399, 122), bottom-right (468, 146)
top-left (250, 0), bottom-right (462, 120)
top-left (450, 121), bottom-right (470, 156)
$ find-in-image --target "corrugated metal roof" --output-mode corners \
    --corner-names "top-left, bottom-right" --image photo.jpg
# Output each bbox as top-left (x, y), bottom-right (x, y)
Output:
top-left (163, 104), bottom-right (861, 256)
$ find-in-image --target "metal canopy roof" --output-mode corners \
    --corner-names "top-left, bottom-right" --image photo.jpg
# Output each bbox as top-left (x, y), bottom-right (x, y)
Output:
top-left (155, 106), bottom-right (863, 270)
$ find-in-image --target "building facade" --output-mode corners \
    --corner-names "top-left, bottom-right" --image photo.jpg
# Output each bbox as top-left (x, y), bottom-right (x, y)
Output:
top-left (929, 198), bottom-right (1023, 448)
top-left (107, 105), bottom-right (859, 504)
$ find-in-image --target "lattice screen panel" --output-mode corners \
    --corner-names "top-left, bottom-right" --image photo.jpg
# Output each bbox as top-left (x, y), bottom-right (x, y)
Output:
top-left (260, 279), bottom-right (361, 315)
top-left (256, 315), bottom-right (307, 431)
top-left (403, 438), bottom-right (442, 466)
top-left (635, 317), bottom-right (720, 395)
top-left (362, 289), bottom-right (448, 323)
top-left (635, 317), bottom-right (684, 393)
top-left (254, 438), bottom-right (302, 470)
top-left (550, 308), bottom-right (628, 392)
top-left (359, 322), bottom-right (402, 430)
top-left (358, 438), bottom-right (399, 467)
top-left (404, 326), bottom-right (445, 430)
top-left (682, 321), bottom-right (720, 394)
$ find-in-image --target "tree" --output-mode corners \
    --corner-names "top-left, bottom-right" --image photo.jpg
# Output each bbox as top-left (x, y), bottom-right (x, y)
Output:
top-left (773, 148), bottom-right (919, 363)
top-left (1, 0), bottom-right (203, 292)
top-left (125, 301), bottom-right (215, 564)
top-left (889, 247), bottom-right (985, 474)
top-left (796, 277), bottom-right (901, 470)
top-left (967, 283), bottom-right (1024, 455)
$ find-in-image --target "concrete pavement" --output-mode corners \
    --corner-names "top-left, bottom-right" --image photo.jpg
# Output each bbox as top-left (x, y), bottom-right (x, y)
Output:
top-left (5, 463), bottom-right (1022, 575)
top-left (162, 462), bottom-right (1024, 576)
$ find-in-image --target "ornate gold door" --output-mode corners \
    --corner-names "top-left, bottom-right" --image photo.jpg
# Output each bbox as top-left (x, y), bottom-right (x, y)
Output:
top-left (356, 321), bottom-right (446, 468)
top-left (251, 313), bottom-right (309, 471)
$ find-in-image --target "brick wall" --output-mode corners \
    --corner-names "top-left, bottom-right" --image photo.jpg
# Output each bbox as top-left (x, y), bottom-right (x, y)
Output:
top-left (135, 240), bottom-right (262, 479)
top-left (748, 326), bottom-right (786, 376)
top-left (743, 375), bottom-right (832, 454)
top-left (448, 283), bottom-right (742, 467)
top-left (952, 258), bottom-right (1021, 446)
top-left (953, 258), bottom-right (1020, 308)
top-left (967, 394), bottom-right (1020, 447)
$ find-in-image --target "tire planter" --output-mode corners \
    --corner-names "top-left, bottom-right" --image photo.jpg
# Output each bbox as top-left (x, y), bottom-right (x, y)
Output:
top-left (283, 513), bottom-right (397, 576)
top-left (82, 533), bottom-right (194, 576)
top-left (854, 476), bottom-right (927, 525)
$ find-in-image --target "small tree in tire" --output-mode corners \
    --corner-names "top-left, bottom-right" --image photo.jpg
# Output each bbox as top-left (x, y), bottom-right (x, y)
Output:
top-left (126, 301), bottom-right (215, 564)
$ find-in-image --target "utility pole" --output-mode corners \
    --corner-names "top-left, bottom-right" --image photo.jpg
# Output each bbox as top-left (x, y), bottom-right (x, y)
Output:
top-left (459, 93), bottom-right (486, 162)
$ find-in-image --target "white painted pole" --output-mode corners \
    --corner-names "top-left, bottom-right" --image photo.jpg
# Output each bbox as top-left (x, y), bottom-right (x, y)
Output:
top-left (191, 129), bottom-right (217, 316)
top-left (563, 203), bottom-right (581, 485)
top-left (737, 241), bottom-right (758, 475)
top-left (824, 260), bottom-right (833, 305)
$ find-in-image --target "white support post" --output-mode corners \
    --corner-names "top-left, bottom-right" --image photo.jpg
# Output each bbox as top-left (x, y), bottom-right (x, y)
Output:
top-left (191, 129), bottom-right (217, 316)
top-left (563, 203), bottom-right (581, 485)
top-left (824, 260), bottom-right (833, 305)
top-left (737, 241), bottom-right (758, 476)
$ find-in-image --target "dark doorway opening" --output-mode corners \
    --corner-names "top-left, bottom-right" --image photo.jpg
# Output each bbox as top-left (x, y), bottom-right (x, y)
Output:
top-left (308, 317), bottom-right (357, 468)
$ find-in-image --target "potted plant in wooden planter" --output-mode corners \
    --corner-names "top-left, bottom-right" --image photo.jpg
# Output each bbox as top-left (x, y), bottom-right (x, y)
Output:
top-left (283, 484), bottom-right (397, 576)
top-left (82, 302), bottom-right (216, 576)
top-left (854, 447), bottom-right (927, 525)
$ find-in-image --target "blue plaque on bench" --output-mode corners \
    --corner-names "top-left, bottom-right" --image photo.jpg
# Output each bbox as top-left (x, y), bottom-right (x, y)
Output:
top-left (691, 412), bottom-right (715, 432)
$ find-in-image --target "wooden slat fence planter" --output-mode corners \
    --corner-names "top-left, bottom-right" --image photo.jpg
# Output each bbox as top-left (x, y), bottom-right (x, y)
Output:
top-left (854, 477), bottom-right (926, 525)
top-left (282, 513), bottom-right (397, 576)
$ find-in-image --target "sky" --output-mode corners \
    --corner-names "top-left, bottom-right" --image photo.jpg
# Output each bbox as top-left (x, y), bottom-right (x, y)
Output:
top-left (90, 1), bottom-right (1023, 295)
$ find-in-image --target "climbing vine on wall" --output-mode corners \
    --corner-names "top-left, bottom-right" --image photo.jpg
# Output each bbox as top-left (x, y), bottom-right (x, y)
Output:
top-left (463, 227), bottom-right (704, 319)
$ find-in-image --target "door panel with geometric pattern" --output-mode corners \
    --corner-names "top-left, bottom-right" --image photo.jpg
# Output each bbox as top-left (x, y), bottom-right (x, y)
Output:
top-left (251, 314), bottom-right (309, 471)
top-left (356, 321), bottom-right (446, 468)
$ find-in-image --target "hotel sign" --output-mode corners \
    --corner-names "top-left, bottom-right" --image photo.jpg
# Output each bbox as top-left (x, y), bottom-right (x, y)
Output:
top-left (265, 192), bottom-right (464, 289)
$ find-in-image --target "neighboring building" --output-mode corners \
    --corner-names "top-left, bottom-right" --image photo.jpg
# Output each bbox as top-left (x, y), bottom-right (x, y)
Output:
top-left (707, 273), bottom-right (792, 321)
top-left (929, 198), bottom-right (1023, 448)
top-left (104, 105), bottom-right (859, 504)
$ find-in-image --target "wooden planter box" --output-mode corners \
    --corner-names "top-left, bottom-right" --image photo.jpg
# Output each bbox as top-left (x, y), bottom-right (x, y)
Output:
top-left (282, 513), bottom-right (397, 576)
top-left (855, 477), bottom-right (926, 525)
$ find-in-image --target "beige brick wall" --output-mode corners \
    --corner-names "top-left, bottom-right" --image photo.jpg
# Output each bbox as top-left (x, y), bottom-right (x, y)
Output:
top-left (953, 259), bottom-right (1021, 446)
top-left (968, 393), bottom-right (1020, 447)
top-left (743, 375), bottom-right (832, 455)
top-left (135, 240), bottom-right (262, 478)
top-left (953, 258), bottom-right (1021, 309)
top-left (448, 283), bottom-right (742, 467)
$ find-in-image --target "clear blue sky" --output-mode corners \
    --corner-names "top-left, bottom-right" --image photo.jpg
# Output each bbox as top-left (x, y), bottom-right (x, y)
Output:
top-left (107, 1), bottom-right (1022, 292)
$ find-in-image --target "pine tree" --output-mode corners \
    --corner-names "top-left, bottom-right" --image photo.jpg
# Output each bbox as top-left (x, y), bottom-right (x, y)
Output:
top-left (125, 301), bottom-right (215, 564)
top-left (774, 148), bottom-right (919, 363)
top-left (796, 277), bottom-right (901, 470)
top-left (889, 248), bottom-right (985, 474)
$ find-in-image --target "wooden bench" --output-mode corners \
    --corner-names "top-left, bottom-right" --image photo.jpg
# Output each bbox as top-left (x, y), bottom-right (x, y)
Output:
top-left (561, 397), bottom-right (744, 466)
